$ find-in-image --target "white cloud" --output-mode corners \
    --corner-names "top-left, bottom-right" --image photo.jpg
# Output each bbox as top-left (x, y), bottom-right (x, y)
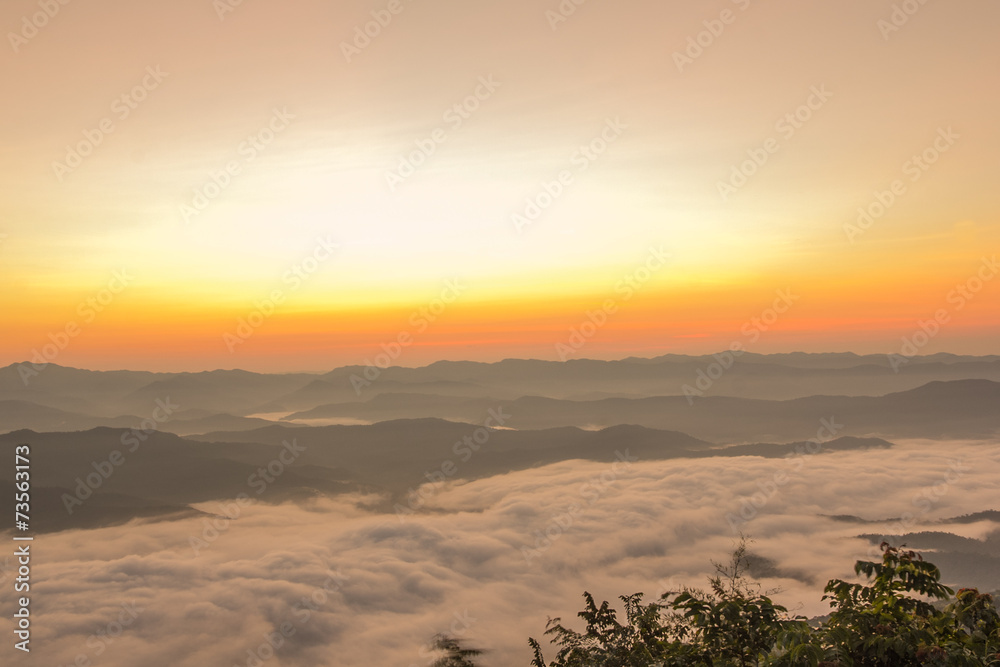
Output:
top-left (3, 440), bottom-right (998, 666)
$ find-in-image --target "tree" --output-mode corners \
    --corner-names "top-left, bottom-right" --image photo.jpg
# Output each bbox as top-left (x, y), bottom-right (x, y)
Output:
top-left (814, 543), bottom-right (1000, 666)
top-left (530, 537), bottom-right (803, 666)
top-left (527, 540), bottom-right (1000, 667)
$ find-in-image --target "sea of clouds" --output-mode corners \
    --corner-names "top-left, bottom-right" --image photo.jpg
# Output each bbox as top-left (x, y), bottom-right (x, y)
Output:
top-left (3, 440), bottom-right (998, 667)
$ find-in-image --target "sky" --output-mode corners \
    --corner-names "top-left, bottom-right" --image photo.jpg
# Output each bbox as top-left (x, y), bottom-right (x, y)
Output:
top-left (2, 0), bottom-right (999, 371)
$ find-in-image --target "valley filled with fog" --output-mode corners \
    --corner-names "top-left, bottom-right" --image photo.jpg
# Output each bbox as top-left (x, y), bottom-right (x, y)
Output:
top-left (1, 353), bottom-right (998, 666)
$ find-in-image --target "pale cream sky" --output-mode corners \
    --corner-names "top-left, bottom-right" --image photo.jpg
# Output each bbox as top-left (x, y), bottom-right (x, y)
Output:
top-left (2, 0), bottom-right (998, 369)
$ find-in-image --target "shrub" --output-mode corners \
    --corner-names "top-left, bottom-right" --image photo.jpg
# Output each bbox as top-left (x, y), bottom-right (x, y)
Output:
top-left (527, 540), bottom-right (1000, 667)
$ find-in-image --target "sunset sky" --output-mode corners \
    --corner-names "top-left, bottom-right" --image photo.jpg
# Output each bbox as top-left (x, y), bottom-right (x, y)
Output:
top-left (2, 0), bottom-right (998, 371)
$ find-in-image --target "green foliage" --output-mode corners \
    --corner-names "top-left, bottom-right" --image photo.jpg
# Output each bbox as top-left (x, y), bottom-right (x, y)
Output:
top-left (526, 540), bottom-right (1000, 667)
top-left (529, 537), bottom-right (803, 666)
top-left (816, 543), bottom-right (957, 666)
top-left (526, 591), bottom-right (676, 667)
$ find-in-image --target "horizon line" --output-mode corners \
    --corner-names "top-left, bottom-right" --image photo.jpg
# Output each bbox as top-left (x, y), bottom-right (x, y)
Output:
top-left (5, 349), bottom-right (999, 376)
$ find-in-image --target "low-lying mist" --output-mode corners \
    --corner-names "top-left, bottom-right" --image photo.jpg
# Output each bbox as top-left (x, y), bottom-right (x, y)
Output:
top-left (3, 440), bottom-right (997, 667)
